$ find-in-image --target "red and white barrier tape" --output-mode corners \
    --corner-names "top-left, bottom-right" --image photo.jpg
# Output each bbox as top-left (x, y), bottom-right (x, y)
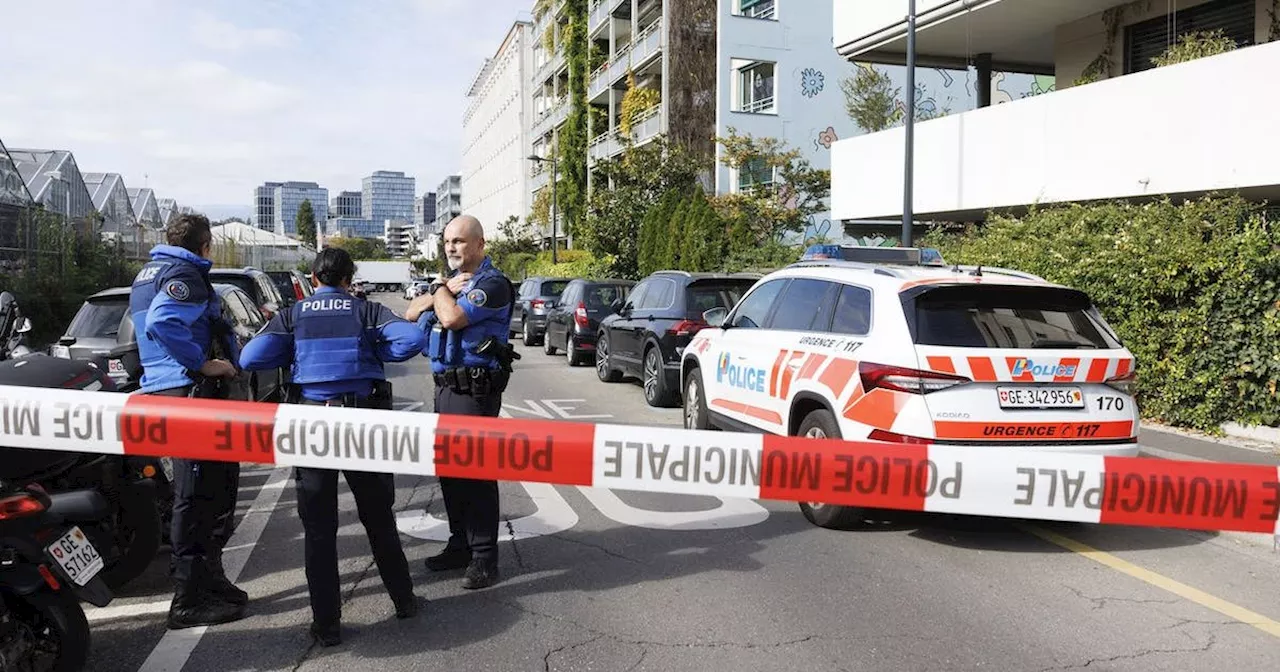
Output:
top-left (2, 385), bottom-right (1277, 535)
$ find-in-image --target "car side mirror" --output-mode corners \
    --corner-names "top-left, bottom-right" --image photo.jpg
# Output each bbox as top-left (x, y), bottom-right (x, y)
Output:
top-left (16, 317), bottom-right (31, 334)
top-left (703, 307), bottom-right (728, 328)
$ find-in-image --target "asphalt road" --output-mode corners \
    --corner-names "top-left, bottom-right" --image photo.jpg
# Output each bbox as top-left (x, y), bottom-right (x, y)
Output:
top-left (82, 294), bottom-right (1280, 672)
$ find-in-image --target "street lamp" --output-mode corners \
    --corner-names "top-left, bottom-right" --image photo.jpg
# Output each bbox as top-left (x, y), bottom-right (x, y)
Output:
top-left (527, 153), bottom-right (558, 264)
top-left (902, 0), bottom-right (917, 247)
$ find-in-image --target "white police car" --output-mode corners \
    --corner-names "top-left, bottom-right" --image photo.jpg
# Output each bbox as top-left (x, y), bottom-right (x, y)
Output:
top-left (680, 246), bottom-right (1139, 528)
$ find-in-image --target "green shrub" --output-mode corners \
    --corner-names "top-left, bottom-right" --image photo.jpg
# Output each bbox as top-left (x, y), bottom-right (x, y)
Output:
top-left (523, 249), bottom-right (616, 279)
top-left (920, 195), bottom-right (1280, 432)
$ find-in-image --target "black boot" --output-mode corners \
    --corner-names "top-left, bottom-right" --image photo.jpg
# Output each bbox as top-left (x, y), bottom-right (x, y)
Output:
top-left (461, 558), bottom-right (500, 590)
top-left (167, 577), bottom-right (245, 630)
top-left (424, 546), bottom-right (471, 572)
top-left (310, 621), bottom-right (342, 647)
top-left (207, 553), bottom-right (249, 606)
top-left (392, 592), bottom-right (421, 619)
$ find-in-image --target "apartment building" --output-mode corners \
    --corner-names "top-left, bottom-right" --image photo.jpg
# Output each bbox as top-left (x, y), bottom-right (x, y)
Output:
top-left (331, 190), bottom-right (362, 219)
top-left (435, 175), bottom-right (462, 232)
top-left (829, 0), bottom-right (1280, 224)
top-left (254, 182), bottom-right (283, 231)
top-left (462, 21), bottom-right (535, 240)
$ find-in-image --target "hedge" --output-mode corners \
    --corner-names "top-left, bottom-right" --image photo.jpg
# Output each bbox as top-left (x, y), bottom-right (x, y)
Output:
top-left (520, 249), bottom-right (616, 280)
top-left (920, 195), bottom-right (1280, 433)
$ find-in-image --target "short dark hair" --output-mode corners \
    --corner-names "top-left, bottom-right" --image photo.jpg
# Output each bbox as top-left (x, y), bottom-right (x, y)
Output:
top-left (312, 247), bottom-right (356, 287)
top-left (166, 213), bottom-right (213, 254)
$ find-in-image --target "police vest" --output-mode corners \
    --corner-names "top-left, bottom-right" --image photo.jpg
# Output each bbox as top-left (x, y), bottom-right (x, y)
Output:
top-left (283, 292), bottom-right (386, 385)
top-left (428, 263), bottom-right (514, 372)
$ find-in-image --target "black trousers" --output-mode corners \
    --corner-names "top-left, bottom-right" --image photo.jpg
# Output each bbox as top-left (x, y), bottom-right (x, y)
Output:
top-left (295, 467), bottom-right (413, 627)
top-left (151, 386), bottom-right (241, 582)
top-left (434, 386), bottom-right (502, 563)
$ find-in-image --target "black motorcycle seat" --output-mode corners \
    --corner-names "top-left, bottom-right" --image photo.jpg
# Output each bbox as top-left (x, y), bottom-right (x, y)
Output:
top-left (47, 489), bottom-right (110, 522)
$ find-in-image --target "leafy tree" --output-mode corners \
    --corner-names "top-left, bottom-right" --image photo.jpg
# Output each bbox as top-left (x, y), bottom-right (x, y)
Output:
top-left (1151, 29), bottom-right (1238, 67)
top-left (295, 200), bottom-right (317, 246)
top-left (840, 63), bottom-right (948, 131)
top-left (711, 128), bottom-right (831, 244)
top-left (559, 0), bottom-right (589, 238)
top-left (486, 215), bottom-right (540, 276)
top-left (325, 236), bottom-right (388, 260)
top-left (662, 194), bottom-right (690, 270)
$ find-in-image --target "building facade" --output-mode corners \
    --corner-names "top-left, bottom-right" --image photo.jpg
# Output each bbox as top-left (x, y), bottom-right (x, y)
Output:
top-left (384, 219), bottom-right (417, 257)
top-left (128, 187), bottom-right (163, 229)
top-left (81, 172), bottom-right (138, 234)
top-left (254, 182), bottom-right (282, 231)
top-left (331, 190), bottom-right (363, 219)
top-left (325, 217), bottom-right (384, 239)
top-left (462, 21), bottom-right (534, 240)
top-left (8, 148), bottom-right (95, 223)
top-left (273, 181), bottom-right (328, 237)
top-left (415, 192), bottom-right (437, 238)
top-left (435, 175), bottom-right (462, 232)
top-left (828, 0), bottom-right (1276, 226)
top-left (362, 171), bottom-right (415, 223)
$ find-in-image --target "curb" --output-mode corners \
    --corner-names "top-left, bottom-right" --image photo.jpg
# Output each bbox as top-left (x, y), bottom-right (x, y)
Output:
top-left (1221, 422), bottom-right (1280, 446)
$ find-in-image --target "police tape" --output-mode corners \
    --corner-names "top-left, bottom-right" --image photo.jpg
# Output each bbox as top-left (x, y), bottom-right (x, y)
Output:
top-left (1, 384), bottom-right (1278, 536)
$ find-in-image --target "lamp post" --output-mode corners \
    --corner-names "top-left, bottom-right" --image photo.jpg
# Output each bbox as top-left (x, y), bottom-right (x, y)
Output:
top-left (902, 0), bottom-right (917, 247)
top-left (527, 154), bottom-right (558, 263)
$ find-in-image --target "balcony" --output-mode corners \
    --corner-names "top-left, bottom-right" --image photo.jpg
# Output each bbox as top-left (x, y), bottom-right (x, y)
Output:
top-left (589, 104), bottom-right (663, 163)
top-left (829, 41), bottom-right (1280, 222)
top-left (530, 165), bottom-right (550, 192)
top-left (588, 18), bottom-right (663, 101)
top-left (531, 97), bottom-right (568, 138)
top-left (739, 96), bottom-right (774, 114)
top-left (588, 130), bottom-right (621, 162)
top-left (588, 0), bottom-right (615, 35)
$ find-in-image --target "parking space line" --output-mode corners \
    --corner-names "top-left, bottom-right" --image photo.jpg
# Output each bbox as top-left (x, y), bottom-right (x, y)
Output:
top-left (131, 466), bottom-right (292, 671)
top-left (1021, 524), bottom-right (1280, 639)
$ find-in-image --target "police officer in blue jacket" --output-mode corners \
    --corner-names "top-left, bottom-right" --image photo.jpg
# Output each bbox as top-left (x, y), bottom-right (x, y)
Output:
top-left (239, 247), bottom-right (423, 647)
top-left (405, 214), bottom-right (514, 590)
top-left (129, 213), bottom-right (246, 630)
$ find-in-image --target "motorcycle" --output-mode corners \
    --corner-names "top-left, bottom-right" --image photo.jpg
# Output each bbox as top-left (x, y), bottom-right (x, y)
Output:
top-left (0, 291), bottom-right (35, 360)
top-left (0, 355), bottom-right (169, 591)
top-left (0, 480), bottom-right (114, 671)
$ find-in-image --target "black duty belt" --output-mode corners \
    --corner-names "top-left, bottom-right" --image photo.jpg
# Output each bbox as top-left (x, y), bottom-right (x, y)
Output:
top-left (433, 367), bottom-right (505, 396)
top-left (300, 394), bottom-right (388, 409)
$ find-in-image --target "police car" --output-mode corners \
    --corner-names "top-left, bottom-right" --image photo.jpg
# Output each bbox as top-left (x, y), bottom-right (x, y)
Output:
top-left (680, 246), bottom-right (1139, 528)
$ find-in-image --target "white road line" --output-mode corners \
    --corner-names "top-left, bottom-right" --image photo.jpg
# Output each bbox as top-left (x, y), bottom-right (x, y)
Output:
top-left (124, 466), bottom-right (291, 671)
top-left (396, 401), bottom-right (424, 412)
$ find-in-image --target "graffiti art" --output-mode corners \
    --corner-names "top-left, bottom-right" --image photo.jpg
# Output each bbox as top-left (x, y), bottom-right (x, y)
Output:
top-left (800, 67), bottom-right (824, 98)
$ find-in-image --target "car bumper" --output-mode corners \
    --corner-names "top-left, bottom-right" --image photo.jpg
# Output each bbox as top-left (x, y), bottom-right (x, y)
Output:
top-left (925, 441), bottom-right (1141, 458)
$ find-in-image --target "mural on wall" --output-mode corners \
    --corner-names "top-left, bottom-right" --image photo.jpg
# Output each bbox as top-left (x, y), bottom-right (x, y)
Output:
top-left (814, 126), bottom-right (839, 151)
top-left (799, 67), bottom-right (825, 98)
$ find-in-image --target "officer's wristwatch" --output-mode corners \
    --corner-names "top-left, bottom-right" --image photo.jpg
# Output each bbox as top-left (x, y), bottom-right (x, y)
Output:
top-left (427, 281), bottom-right (443, 296)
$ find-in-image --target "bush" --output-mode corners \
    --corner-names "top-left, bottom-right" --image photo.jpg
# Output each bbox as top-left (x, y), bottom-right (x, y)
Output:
top-left (522, 249), bottom-right (616, 279)
top-left (920, 195), bottom-right (1280, 432)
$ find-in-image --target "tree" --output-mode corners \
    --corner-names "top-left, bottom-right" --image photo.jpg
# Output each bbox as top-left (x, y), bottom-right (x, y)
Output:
top-left (325, 236), bottom-right (388, 260)
top-left (840, 64), bottom-right (948, 132)
top-left (295, 200), bottom-right (317, 246)
top-left (1151, 29), bottom-right (1238, 67)
top-left (712, 128), bottom-right (831, 244)
top-left (559, 0), bottom-right (589, 238)
top-left (486, 215), bottom-right (539, 276)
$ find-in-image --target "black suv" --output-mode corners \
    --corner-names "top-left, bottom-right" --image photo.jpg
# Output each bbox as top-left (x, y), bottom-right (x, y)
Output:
top-left (510, 276), bottom-right (572, 346)
top-left (542, 278), bottom-right (635, 366)
top-left (596, 270), bottom-right (760, 407)
top-left (209, 267), bottom-right (286, 320)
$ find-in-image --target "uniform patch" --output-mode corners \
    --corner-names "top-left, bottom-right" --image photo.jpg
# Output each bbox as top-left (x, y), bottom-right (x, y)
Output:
top-left (466, 288), bottom-right (488, 306)
top-left (165, 280), bottom-right (191, 301)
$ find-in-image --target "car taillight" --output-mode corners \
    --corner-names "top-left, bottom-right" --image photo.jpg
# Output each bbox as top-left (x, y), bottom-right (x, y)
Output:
top-left (868, 429), bottom-right (933, 445)
top-left (668, 320), bottom-right (706, 337)
top-left (0, 493), bottom-right (46, 520)
top-left (1105, 371), bottom-right (1137, 395)
top-left (574, 302), bottom-right (589, 327)
top-left (531, 299), bottom-right (545, 309)
top-left (859, 362), bottom-right (970, 394)
top-left (293, 280), bottom-right (305, 300)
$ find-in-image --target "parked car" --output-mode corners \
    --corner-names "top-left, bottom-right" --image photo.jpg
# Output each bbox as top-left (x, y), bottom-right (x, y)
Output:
top-left (542, 279), bottom-right (635, 366)
top-left (51, 284), bottom-right (286, 400)
top-left (510, 276), bottom-right (572, 346)
top-left (596, 270), bottom-right (761, 407)
top-left (403, 281), bottom-right (432, 301)
top-left (209, 267), bottom-right (286, 320)
top-left (267, 269), bottom-right (314, 307)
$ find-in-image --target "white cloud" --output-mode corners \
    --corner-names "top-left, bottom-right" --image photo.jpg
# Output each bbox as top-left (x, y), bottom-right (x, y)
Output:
top-left (191, 13), bottom-right (299, 52)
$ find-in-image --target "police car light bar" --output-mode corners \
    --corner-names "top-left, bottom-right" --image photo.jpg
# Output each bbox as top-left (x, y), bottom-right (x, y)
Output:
top-left (799, 244), bottom-right (946, 266)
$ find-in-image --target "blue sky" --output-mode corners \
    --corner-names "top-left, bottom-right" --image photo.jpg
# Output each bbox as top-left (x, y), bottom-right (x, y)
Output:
top-left (2, 0), bottom-right (533, 217)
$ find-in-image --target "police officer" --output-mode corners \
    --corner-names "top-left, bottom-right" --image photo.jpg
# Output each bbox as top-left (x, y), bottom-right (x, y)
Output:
top-left (239, 247), bottom-right (423, 647)
top-left (405, 214), bottom-right (513, 590)
top-left (128, 213), bottom-right (246, 630)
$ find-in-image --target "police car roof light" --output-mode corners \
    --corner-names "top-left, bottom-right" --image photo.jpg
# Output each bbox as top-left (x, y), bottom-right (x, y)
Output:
top-left (799, 245), bottom-right (946, 267)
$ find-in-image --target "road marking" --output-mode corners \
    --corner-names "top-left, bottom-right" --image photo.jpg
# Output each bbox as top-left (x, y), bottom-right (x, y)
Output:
top-left (577, 487), bottom-right (771, 530)
top-left (397, 481), bottom-right (579, 542)
top-left (502, 398), bottom-right (612, 420)
top-left (1021, 525), bottom-right (1280, 639)
top-left (394, 401), bottom-right (424, 412)
top-left (129, 466), bottom-right (292, 670)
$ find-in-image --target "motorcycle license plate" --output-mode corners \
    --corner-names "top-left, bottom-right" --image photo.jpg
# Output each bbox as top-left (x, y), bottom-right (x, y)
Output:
top-left (51, 345), bottom-right (70, 359)
top-left (108, 358), bottom-right (125, 374)
top-left (45, 526), bottom-right (104, 586)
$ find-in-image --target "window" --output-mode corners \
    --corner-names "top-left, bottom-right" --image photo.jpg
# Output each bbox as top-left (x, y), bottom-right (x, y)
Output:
top-left (236, 292), bottom-right (267, 329)
top-left (829, 284), bottom-right (873, 336)
top-left (66, 299), bottom-right (129, 340)
top-left (585, 283), bottom-right (630, 310)
top-left (624, 281), bottom-right (650, 311)
top-left (223, 290), bottom-right (254, 328)
top-left (737, 156), bottom-right (775, 193)
top-left (686, 280), bottom-right (755, 320)
top-left (540, 280), bottom-right (571, 297)
top-left (729, 279), bottom-right (786, 329)
top-left (768, 279), bottom-right (838, 331)
top-left (736, 60), bottom-right (776, 113)
top-left (1124, 0), bottom-right (1254, 74)
top-left (637, 278), bottom-right (676, 310)
top-left (735, 0), bottom-right (776, 20)
top-left (906, 285), bottom-right (1122, 349)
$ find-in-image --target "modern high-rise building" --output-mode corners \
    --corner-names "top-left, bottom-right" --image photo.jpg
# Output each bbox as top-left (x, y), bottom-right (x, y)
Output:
top-left (331, 190), bottom-right (362, 219)
top-left (255, 182), bottom-right (282, 231)
top-left (434, 176), bottom-right (462, 232)
top-left (462, 21), bottom-right (534, 240)
top-left (415, 192), bottom-right (437, 237)
top-left (273, 181), bottom-right (328, 237)
top-left (362, 170), bottom-right (415, 223)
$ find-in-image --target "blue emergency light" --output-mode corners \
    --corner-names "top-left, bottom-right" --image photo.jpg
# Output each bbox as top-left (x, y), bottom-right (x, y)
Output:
top-left (799, 244), bottom-right (946, 266)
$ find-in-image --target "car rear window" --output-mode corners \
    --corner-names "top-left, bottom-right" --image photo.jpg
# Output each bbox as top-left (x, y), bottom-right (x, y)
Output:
top-left (907, 285), bottom-right (1122, 349)
top-left (66, 299), bottom-right (128, 339)
top-left (211, 274), bottom-right (256, 299)
top-left (583, 284), bottom-right (630, 309)
top-left (540, 280), bottom-right (570, 296)
top-left (686, 280), bottom-right (755, 319)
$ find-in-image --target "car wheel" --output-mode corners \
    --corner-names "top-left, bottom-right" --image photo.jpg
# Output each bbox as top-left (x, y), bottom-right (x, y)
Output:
top-left (522, 319), bottom-right (538, 346)
top-left (683, 367), bottom-right (714, 430)
top-left (795, 409), bottom-right (866, 530)
top-left (642, 346), bottom-right (676, 408)
top-left (566, 335), bottom-right (584, 367)
top-left (543, 330), bottom-right (557, 355)
top-left (596, 332), bottom-right (622, 382)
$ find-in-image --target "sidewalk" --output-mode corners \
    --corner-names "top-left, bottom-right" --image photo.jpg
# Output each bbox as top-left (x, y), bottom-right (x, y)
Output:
top-left (1138, 422), bottom-right (1280, 465)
